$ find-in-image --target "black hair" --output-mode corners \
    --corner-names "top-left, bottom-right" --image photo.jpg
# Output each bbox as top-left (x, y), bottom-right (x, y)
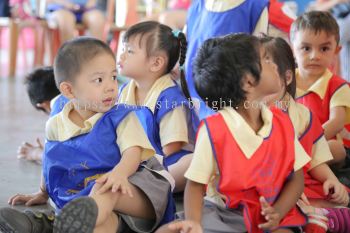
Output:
top-left (123, 21), bottom-right (190, 99)
top-left (260, 36), bottom-right (296, 98)
top-left (193, 33), bottom-right (262, 110)
top-left (290, 11), bottom-right (340, 44)
top-left (54, 37), bottom-right (115, 88)
top-left (24, 66), bottom-right (59, 112)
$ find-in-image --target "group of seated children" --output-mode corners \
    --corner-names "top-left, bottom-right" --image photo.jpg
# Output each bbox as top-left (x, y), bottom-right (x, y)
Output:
top-left (0, 10), bottom-right (350, 233)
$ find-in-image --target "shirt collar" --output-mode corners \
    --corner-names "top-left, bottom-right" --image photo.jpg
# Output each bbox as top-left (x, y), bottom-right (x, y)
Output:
top-left (296, 69), bottom-right (333, 99)
top-left (118, 74), bottom-right (176, 112)
top-left (55, 102), bottom-right (103, 141)
top-left (219, 105), bottom-right (273, 158)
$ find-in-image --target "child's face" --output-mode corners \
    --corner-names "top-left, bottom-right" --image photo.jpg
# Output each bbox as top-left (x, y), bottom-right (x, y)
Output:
top-left (292, 29), bottom-right (339, 78)
top-left (257, 47), bottom-right (281, 98)
top-left (72, 53), bottom-right (118, 114)
top-left (118, 35), bottom-right (149, 79)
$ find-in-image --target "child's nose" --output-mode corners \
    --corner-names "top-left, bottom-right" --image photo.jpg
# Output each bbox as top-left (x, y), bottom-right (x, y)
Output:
top-left (310, 50), bottom-right (320, 60)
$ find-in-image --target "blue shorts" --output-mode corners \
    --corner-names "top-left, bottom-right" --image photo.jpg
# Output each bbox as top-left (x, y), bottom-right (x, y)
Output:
top-left (47, 4), bottom-right (95, 23)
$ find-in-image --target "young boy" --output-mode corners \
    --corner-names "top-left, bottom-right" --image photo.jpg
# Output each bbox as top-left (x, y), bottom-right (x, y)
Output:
top-left (290, 11), bottom-right (350, 166)
top-left (17, 67), bottom-right (60, 163)
top-left (0, 37), bottom-right (174, 233)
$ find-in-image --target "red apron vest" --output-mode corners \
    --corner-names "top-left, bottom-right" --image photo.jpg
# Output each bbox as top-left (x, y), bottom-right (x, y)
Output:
top-left (298, 110), bottom-right (327, 199)
top-left (204, 108), bottom-right (307, 233)
top-left (296, 75), bottom-right (350, 148)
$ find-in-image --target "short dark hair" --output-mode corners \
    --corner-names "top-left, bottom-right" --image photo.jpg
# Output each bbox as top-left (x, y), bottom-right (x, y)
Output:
top-left (290, 11), bottom-right (340, 44)
top-left (54, 37), bottom-right (115, 88)
top-left (123, 21), bottom-right (190, 99)
top-left (260, 36), bottom-right (296, 98)
top-left (193, 33), bottom-right (262, 110)
top-left (24, 66), bottom-right (59, 111)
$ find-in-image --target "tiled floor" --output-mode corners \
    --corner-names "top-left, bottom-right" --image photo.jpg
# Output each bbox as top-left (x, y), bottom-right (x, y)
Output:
top-left (0, 74), bottom-right (52, 212)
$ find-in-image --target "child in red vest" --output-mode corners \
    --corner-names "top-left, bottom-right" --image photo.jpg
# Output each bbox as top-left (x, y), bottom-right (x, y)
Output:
top-left (290, 11), bottom-right (350, 167)
top-left (157, 34), bottom-right (310, 233)
top-left (261, 35), bottom-right (350, 233)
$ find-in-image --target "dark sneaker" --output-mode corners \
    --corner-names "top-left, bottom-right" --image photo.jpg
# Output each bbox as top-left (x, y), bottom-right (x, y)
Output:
top-left (0, 208), bottom-right (54, 233)
top-left (53, 196), bottom-right (98, 233)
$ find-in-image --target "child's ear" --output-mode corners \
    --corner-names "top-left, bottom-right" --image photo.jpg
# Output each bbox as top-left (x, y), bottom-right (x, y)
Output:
top-left (36, 101), bottom-right (51, 114)
top-left (285, 70), bottom-right (293, 86)
top-left (241, 73), bottom-right (257, 93)
top-left (149, 55), bottom-right (166, 72)
top-left (59, 82), bottom-right (75, 99)
top-left (335, 45), bottom-right (342, 55)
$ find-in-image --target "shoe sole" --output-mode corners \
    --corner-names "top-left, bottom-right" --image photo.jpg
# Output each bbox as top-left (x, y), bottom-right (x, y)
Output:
top-left (53, 197), bottom-right (98, 233)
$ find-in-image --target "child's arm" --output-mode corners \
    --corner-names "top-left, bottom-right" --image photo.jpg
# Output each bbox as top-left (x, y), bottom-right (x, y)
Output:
top-left (323, 106), bottom-right (346, 140)
top-left (309, 163), bottom-right (349, 205)
top-left (96, 146), bottom-right (142, 195)
top-left (184, 180), bottom-right (206, 224)
top-left (259, 169), bottom-right (304, 231)
top-left (8, 175), bottom-right (48, 206)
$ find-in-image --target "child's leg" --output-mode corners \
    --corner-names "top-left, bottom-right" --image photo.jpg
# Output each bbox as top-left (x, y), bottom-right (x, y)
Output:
top-left (49, 9), bottom-right (77, 42)
top-left (90, 182), bottom-right (155, 228)
top-left (82, 10), bottom-right (105, 40)
top-left (168, 154), bottom-right (192, 193)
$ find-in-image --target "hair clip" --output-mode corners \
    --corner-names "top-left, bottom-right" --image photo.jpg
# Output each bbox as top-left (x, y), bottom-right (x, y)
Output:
top-left (179, 65), bottom-right (185, 71)
top-left (172, 29), bottom-right (182, 38)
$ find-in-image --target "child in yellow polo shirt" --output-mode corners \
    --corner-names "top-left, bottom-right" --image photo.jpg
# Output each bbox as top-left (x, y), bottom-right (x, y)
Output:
top-left (0, 37), bottom-right (174, 233)
top-left (118, 21), bottom-right (195, 192)
top-left (290, 11), bottom-right (350, 166)
top-left (261, 36), bottom-right (350, 233)
top-left (157, 34), bottom-right (310, 233)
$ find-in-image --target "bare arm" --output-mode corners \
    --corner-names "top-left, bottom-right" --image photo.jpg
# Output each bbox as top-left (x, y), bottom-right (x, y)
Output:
top-left (273, 169), bottom-right (304, 219)
top-left (96, 146), bottom-right (142, 195)
top-left (184, 180), bottom-right (206, 223)
top-left (323, 106), bottom-right (346, 140)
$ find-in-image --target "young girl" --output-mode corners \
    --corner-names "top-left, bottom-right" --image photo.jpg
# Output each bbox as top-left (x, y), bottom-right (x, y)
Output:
top-left (117, 21), bottom-right (195, 192)
top-left (0, 37), bottom-right (174, 233)
top-left (261, 36), bottom-right (350, 233)
top-left (158, 34), bottom-right (310, 233)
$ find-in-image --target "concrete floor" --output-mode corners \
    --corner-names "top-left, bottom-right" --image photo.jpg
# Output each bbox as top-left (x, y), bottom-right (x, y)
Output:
top-left (0, 75), bottom-right (52, 212)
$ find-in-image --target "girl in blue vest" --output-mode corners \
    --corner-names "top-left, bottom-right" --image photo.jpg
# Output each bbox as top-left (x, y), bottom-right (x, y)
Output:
top-left (157, 34), bottom-right (311, 233)
top-left (1, 37), bottom-right (174, 233)
top-left (118, 21), bottom-right (195, 193)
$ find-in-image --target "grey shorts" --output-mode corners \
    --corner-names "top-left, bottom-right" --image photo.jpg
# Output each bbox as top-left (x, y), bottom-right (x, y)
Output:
top-left (177, 200), bottom-right (302, 233)
top-left (116, 157), bottom-right (172, 233)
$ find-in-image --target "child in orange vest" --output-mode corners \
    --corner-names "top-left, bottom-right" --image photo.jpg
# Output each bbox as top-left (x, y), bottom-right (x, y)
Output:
top-left (290, 11), bottom-right (350, 167)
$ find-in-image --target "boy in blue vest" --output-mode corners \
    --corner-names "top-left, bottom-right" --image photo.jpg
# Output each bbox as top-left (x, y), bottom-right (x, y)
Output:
top-left (0, 37), bottom-right (174, 233)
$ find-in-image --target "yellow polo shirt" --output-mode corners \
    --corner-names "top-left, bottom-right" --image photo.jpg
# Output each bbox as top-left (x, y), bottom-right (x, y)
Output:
top-left (288, 97), bottom-right (333, 169)
top-left (185, 106), bottom-right (311, 207)
top-left (46, 102), bottom-right (154, 161)
top-left (205, 0), bottom-right (268, 35)
top-left (296, 69), bottom-right (350, 125)
top-left (118, 74), bottom-right (192, 148)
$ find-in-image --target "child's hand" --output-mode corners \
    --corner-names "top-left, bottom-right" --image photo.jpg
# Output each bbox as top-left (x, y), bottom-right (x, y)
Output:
top-left (96, 171), bottom-right (133, 197)
top-left (258, 196), bottom-right (282, 231)
top-left (323, 179), bottom-right (349, 206)
top-left (168, 220), bottom-right (203, 233)
top-left (17, 138), bottom-right (43, 163)
top-left (8, 190), bottom-right (48, 206)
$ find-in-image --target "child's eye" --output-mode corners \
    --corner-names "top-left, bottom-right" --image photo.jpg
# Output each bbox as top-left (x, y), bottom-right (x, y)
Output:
top-left (301, 46), bottom-right (310, 52)
top-left (321, 47), bottom-right (330, 52)
top-left (112, 75), bottom-right (117, 81)
top-left (94, 78), bottom-right (103, 83)
top-left (127, 48), bottom-right (133, 54)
